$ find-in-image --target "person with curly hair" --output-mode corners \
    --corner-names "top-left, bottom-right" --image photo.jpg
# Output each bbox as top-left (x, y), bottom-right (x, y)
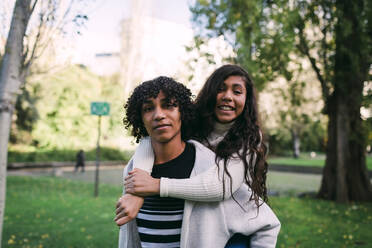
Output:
top-left (116, 66), bottom-right (280, 248)
top-left (116, 76), bottom-right (196, 248)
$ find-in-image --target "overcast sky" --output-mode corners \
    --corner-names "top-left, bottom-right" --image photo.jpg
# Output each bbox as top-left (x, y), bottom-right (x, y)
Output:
top-left (71, 0), bottom-right (192, 61)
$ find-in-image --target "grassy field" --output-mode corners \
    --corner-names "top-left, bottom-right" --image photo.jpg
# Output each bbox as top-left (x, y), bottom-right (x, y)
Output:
top-left (3, 176), bottom-right (122, 248)
top-left (3, 175), bottom-right (372, 247)
top-left (269, 155), bottom-right (372, 170)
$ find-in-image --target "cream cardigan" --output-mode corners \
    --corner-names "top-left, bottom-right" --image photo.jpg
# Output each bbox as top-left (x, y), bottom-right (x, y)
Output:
top-left (118, 140), bottom-right (280, 248)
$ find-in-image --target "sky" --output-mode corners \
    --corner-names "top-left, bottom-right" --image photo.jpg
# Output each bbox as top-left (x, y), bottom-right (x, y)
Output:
top-left (71, 0), bottom-right (193, 63)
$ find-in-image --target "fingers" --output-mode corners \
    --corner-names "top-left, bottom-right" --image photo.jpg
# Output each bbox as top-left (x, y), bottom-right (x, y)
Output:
top-left (125, 187), bottom-right (134, 194)
top-left (115, 205), bottom-right (123, 215)
top-left (125, 174), bottom-right (133, 181)
top-left (116, 196), bottom-right (123, 208)
top-left (128, 168), bottom-right (138, 175)
top-left (115, 216), bottom-right (132, 226)
top-left (124, 180), bottom-right (134, 191)
top-left (124, 176), bottom-right (133, 185)
top-left (114, 209), bottom-right (127, 221)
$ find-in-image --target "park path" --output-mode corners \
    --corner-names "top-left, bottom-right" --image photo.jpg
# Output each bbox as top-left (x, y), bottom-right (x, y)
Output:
top-left (8, 165), bottom-right (323, 196)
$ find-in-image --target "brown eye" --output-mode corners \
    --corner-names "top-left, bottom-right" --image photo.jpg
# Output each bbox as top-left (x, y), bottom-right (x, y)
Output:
top-left (142, 106), bottom-right (153, 113)
top-left (217, 87), bottom-right (224, 92)
top-left (166, 102), bottom-right (177, 109)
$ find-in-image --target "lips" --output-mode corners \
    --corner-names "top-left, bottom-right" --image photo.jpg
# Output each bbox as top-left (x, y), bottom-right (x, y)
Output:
top-left (153, 124), bottom-right (171, 130)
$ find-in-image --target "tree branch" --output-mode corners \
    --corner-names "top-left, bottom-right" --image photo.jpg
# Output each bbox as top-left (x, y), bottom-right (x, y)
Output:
top-left (30, 0), bottom-right (39, 14)
top-left (22, 9), bottom-right (44, 79)
top-left (297, 27), bottom-right (330, 100)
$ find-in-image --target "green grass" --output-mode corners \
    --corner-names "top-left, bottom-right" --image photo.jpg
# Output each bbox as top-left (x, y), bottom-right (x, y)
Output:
top-left (4, 176), bottom-right (372, 247)
top-left (270, 197), bottom-right (372, 247)
top-left (269, 156), bottom-right (372, 170)
top-left (3, 176), bottom-right (122, 248)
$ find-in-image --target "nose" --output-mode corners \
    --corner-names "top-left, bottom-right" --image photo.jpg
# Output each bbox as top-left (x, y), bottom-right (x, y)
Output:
top-left (221, 90), bottom-right (232, 102)
top-left (153, 106), bottom-right (165, 121)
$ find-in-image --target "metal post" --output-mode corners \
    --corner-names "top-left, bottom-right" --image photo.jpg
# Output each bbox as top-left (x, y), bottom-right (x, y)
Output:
top-left (94, 115), bottom-right (101, 197)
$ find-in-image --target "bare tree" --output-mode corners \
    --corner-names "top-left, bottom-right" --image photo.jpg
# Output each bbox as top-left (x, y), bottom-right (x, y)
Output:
top-left (0, 0), bottom-right (87, 242)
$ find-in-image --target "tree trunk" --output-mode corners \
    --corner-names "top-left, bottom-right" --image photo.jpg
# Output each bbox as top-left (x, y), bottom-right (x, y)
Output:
top-left (317, 0), bottom-right (372, 202)
top-left (0, 0), bottom-right (33, 243)
top-left (318, 96), bottom-right (338, 200)
top-left (318, 90), bottom-right (372, 202)
top-left (291, 129), bottom-right (300, 159)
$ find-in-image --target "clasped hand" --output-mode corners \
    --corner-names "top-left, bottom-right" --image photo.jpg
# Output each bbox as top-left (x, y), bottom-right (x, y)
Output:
top-left (114, 194), bottom-right (144, 226)
top-left (124, 168), bottom-right (160, 196)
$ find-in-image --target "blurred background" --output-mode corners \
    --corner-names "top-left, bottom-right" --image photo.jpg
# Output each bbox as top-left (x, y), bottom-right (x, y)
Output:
top-left (1, 0), bottom-right (371, 247)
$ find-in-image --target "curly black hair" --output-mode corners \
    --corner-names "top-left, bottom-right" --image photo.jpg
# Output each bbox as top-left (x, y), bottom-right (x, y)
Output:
top-left (123, 76), bottom-right (195, 143)
top-left (194, 64), bottom-right (269, 207)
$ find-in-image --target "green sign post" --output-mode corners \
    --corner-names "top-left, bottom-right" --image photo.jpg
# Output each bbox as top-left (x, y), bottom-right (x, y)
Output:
top-left (90, 102), bottom-right (110, 197)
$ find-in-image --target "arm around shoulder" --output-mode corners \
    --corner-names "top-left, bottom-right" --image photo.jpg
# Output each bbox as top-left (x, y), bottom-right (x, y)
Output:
top-left (160, 142), bottom-right (246, 201)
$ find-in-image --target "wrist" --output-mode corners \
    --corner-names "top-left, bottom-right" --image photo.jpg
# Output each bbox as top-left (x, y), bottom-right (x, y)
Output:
top-left (154, 178), bottom-right (160, 194)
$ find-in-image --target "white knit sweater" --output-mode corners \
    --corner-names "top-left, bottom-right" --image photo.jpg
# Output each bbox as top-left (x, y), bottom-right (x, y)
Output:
top-left (132, 121), bottom-right (248, 201)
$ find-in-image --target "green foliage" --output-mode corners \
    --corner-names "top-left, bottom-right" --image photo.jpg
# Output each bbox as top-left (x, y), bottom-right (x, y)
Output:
top-left (190, 0), bottom-right (371, 101)
top-left (267, 119), bottom-right (327, 155)
top-left (4, 176), bottom-right (372, 247)
top-left (9, 84), bottom-right (41, 145)
top-left (14, 65), bottom-right (126, 149)
top-left (300, 120), bottom-right (327, 152)
top-left (191, 0), bottom-right (300, 88)
top-left (7, 147), bottom-right (133, 163)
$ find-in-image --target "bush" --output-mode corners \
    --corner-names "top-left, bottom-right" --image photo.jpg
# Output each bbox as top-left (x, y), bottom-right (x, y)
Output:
top-left (7, 147), bottom-right (133, 163)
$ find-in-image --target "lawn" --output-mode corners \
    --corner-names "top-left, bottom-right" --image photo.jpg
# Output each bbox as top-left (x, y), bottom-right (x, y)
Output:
top-left (3, 176), bottom-right (372, 247)
top-left (269, 155), bottom-right (372, 170)
top-left (3, 176), bottom-right (122, 248)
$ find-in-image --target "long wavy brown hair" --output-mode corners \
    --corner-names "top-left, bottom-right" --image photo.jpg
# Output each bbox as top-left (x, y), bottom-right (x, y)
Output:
top-left (193, 64), bottom-right (268, 207)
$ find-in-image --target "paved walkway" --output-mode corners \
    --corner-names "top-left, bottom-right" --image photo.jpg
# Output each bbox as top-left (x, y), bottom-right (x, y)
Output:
top-left (8, 165), bottom-right (322, 196)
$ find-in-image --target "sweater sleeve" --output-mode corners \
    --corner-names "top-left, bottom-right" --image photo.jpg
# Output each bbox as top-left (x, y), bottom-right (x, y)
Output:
top-left (160, 155), bottom-right (247, 201)
top-left (246, 201), bottom-right (281, 248)
top-left (132, 137), bottom-right (154, 174)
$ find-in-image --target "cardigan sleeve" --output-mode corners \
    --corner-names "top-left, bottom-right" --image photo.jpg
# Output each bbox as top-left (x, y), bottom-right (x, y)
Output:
top-left (132, 137), bottom-right (250, 202)
top-left (160, 154), bottom-right (248, 202)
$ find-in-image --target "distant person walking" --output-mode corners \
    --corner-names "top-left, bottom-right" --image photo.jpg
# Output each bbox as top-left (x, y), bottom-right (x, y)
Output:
top-left (75, 150), bottom-right (85, 172)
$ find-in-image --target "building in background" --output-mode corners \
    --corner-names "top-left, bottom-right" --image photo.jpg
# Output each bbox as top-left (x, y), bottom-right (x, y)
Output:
top-left (119, 0), bottom-right (193, 99)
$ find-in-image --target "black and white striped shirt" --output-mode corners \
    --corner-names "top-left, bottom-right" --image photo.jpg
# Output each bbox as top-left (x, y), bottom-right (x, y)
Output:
top-left (136, 143), bottom-right (195, 248)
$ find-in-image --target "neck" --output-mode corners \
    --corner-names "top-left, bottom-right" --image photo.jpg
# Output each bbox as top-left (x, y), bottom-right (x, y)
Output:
top-left (151, 136), bottom-right (185, 165)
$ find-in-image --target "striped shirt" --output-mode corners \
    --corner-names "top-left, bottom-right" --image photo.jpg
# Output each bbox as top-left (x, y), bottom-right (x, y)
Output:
top-left (136, 143), bottom-right (195, 248)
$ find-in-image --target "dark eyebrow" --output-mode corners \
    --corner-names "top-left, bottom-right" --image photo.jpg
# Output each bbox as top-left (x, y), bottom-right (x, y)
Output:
top-left (233, 83), bottom-right (245, 90)
top-left (161, 97), bottom-right (176, 104)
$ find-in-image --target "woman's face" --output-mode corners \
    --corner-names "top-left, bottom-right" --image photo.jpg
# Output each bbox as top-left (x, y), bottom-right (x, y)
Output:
top-left (214, 75), bottom-right (247, 123)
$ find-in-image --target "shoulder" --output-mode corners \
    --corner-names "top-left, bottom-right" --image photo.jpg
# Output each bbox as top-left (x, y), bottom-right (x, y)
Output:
top-left (187, 139), bottom-right (214, 157)
top-left (186, 139), bottom-right (216, 173)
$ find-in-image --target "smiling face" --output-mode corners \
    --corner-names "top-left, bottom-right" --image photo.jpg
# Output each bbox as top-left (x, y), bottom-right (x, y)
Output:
top-left (214, 75), bottom-right (247, 123)
top-left (141, 90), bottom-right (182, 145)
